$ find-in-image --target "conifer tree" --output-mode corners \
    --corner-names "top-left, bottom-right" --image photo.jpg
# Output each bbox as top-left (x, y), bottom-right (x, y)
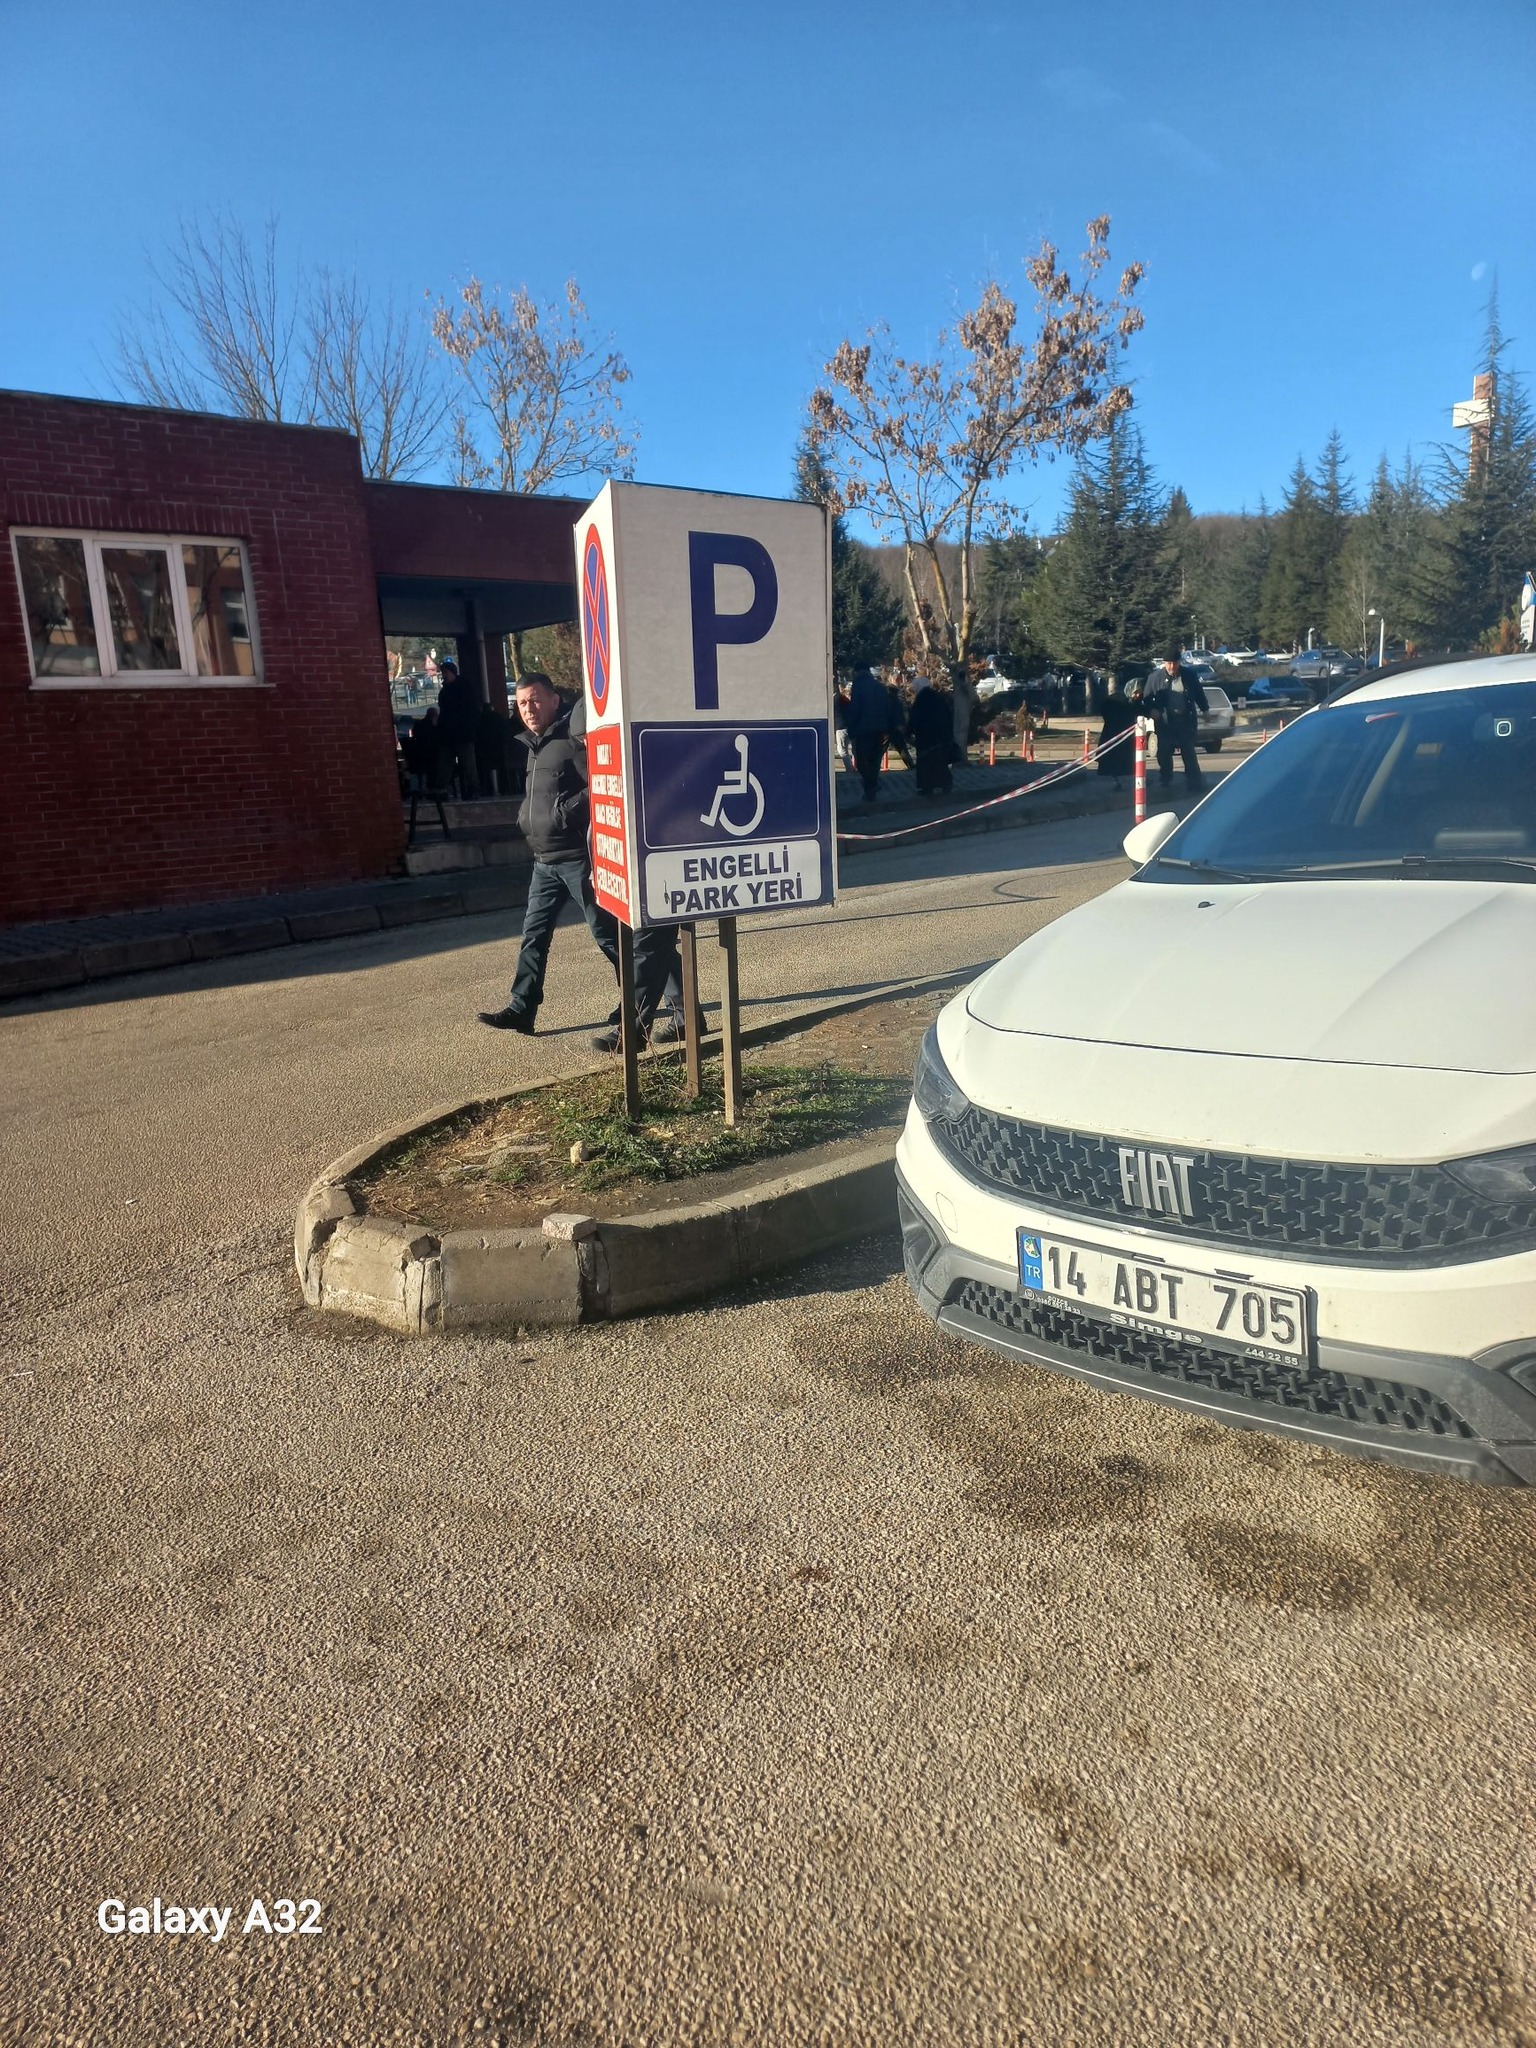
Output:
top-left (1030, 419), bottom-right (1177, 668)
top-left (1259, 458), bottom-right (1333, 648)
top-left (1314, 427), bottom-right (1356, 627)
top-left (1410, 291), bottom-right (1536, 647)
top-left (977, 534), bottom-right (1044, 667)
top-left (794, 439), bottom-right (906, 679)
top-left (1211, 505), bottom-right (1272, 646)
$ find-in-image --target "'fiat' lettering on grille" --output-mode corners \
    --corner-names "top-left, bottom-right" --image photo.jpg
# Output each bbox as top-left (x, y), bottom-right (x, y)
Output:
top-left (1118, 1147), bottom-right (1196, 1218)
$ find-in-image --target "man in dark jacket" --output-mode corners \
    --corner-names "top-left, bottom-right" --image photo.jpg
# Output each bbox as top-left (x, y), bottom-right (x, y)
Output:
top-left (435, 659), bottom-right (480, 798)
top-left (478, 673), bottom-right (619, 1033)
top-left (909, 677), bottom-right (954, 794)
top-left (847, 666), bottom-right (890, 800)
top-left (478, 673), bottom-right (681, 1043)
top-left (1144, 642), bottom-right (1209, 793)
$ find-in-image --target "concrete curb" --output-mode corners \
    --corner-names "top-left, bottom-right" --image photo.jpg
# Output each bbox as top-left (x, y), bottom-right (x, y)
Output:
top-left (297, 1138), bottom-right (898, 1335)
top-left (294, 969), bottom-right (973, 1333)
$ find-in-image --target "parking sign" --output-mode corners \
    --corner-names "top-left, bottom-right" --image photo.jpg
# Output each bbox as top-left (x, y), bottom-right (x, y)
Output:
top-left (574, 482), bottom-right (836, 927)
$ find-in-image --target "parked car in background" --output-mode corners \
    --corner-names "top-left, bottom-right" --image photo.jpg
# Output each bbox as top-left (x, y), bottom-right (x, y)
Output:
top-left (1197, 683), bottom-right (1236, 750)
top-left (1291, 647), bottom-right (1360, 685)
top-left (1216, 647), bottom-right (1261, 667)
top-left (975, 667), bottom-right (1017, 702)
top-left (1245, 673), bottom-right (1314, 705)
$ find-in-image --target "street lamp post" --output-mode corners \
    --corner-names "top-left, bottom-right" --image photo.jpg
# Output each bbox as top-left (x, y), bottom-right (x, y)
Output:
top-left (1368, 607), bottom-right (1385, 667)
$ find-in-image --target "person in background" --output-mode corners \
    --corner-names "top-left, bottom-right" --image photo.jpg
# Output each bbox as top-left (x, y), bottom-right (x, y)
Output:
top-left (833, 685), bottom-right (854, 770)
top-left (435, 659), bottom-right (480, 798)
top-left (909, 675), bottom-right (954, 795)
top-left (847, 665), bottom-right (890, 800)
top-left (475, 698), bottom-right (514, 798)
top-left (1097, 671), bottom-right (1139, 789)
top-left (402, 706), bottom-right (440, 786)
top-left (1144, 641), bottom-right (1209, 794)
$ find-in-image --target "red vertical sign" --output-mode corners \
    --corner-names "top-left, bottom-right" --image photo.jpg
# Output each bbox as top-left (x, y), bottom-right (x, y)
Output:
top-left (587, 725), bottom-right (631, 924)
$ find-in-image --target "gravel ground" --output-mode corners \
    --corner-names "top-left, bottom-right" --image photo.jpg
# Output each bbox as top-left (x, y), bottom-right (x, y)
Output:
top-left (2, 808), bottom-right (1532, 2047)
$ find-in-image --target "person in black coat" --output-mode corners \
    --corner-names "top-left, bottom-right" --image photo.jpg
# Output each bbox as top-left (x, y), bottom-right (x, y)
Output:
top-left (1097, 672), bottom-right (1139, 786)
top-left (909, 678), bottom-right (954, 794)
top-left (475, 700), bottom-right (514, 799)
top-left (1143, 642), bottom-right (1209, 793)
top-left (435, 659), bottom-right (480, 797)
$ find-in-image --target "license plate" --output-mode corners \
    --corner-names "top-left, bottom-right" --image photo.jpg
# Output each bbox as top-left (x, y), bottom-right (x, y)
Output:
top-left (1017, 1225), bottom-right (1309, 1361)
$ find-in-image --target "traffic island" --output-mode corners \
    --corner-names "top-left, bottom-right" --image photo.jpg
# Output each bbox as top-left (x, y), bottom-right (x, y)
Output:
top-left (296, 980), bottom-right (956, 1335)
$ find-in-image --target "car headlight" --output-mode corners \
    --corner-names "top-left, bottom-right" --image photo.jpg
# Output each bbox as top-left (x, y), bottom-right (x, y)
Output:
top-left (1444, 1144), bottom-right (1536, 1203)
top-left (913, 1022), bottom-right (969, 1125)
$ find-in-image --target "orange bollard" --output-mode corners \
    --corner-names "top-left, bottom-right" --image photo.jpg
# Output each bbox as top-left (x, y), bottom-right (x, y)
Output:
top-left (988, 732), bottom-right (996, 766)
top-left (1081, 726), bottom-right (1092, 763)
top-left (1024, 729), bottom-right (1035, 762)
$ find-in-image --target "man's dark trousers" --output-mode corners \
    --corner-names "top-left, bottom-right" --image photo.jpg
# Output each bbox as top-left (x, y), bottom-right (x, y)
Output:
top-left (852, 732), bottom-right (885, 799)
top-left (1156, 717), bottom-right (1205, 792)
top-left (508, 858), bottom-right (619, 1018)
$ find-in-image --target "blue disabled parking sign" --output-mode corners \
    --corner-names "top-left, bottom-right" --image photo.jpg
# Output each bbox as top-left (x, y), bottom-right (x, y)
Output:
top-left (573, 482), bottom-right (836, 928)
top-left (635, 720), bottom-right (832, 921)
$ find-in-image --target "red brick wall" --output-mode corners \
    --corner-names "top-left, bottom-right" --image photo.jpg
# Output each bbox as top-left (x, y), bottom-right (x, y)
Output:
top-left (0, 391), bottom-right (404, 925)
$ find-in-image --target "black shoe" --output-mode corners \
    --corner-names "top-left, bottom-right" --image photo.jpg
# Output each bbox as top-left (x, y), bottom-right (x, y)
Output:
top-left (591, 1025), bottom-right (622, 1053)
top-left (648, 1013), bottom-right (685, 1045)
top-left (479, 1006), bottom-right (535, 1033)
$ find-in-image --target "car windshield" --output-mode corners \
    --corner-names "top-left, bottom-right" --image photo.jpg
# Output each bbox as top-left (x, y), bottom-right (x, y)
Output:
top-left (1141, 680), bottom-right (1536, 882)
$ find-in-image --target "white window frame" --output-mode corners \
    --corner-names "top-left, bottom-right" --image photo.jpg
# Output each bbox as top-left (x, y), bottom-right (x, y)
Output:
top-left (11, 528), bottom-right (267, 689)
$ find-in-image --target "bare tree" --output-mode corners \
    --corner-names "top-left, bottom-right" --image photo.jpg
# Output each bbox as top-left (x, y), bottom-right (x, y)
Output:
top-left (807, 218), bottom-right (1145, 744)
top-left (429, 277), bottom-right (638, 495)
top-left (308, 271), bottom-right (448, 482)
top-left (115, 216), bottom-right (446, 480)
top-left (117, 217), bottom-right (309, 422)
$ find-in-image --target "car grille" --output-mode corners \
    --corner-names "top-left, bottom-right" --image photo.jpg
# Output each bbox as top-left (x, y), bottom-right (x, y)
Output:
top-left (927, 1106), bottom-right (1536, 1265)
top-left (945, 1279), bottom-right (1478, 1439)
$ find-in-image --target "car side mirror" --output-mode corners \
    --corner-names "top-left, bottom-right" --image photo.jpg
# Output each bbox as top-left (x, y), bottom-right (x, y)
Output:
top-left (1122, 811), bottom-right (1179, 865)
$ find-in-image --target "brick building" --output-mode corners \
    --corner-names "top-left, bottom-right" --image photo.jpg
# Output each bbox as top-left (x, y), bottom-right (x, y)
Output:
top-left (0, 389), bottom-right (580, 926)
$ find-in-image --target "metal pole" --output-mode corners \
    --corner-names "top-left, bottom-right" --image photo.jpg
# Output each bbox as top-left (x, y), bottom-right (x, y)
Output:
top-left (718, 916), bottom-right (743, 1128)
top-left (616, 923), bottom-right (641, 1122)
top-left (678, 921), bottom-right (703, 1101)
top-left (1379, 614), bottom-right (1386, 667)
top-left (1133, 718), bottom-right (1148, 824)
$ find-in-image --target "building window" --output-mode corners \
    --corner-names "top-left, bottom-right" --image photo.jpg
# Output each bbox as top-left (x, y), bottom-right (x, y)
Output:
top-left (16, 535), bottom-right (101, 677)
top-left (10, 530), bottom-right (263, 686)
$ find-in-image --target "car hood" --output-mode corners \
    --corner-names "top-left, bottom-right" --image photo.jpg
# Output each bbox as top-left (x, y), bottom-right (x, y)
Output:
top-left (965, 877), bottom-right (1536, 1075)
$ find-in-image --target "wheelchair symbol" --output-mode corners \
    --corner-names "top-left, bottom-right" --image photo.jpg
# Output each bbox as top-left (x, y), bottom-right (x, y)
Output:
top-left (701, 733), bottom-right (765, 837)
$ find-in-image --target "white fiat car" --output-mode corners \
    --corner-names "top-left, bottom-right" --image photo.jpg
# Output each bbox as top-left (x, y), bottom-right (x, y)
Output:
top-left (897, 655), bottom-right (1536, 1484)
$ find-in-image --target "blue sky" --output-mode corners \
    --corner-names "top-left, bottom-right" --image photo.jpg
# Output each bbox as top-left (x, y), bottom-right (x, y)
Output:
top-left (2, 0), bottom-right (1530, 533)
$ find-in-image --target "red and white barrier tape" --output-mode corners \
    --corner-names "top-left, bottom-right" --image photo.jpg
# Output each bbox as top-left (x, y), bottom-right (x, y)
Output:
top-left (836, 725), bottom-right (1138, 844)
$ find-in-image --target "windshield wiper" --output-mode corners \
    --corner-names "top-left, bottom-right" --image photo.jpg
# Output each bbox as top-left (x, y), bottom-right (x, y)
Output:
top-left (1151, 855), bottom-right (1267, 882)
top-left (1272, 855), bottom-right (1536, 880)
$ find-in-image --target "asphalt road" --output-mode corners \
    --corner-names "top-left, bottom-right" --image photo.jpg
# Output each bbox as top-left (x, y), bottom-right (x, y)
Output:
top-left (3, 804), bottom-right (1533, 2047)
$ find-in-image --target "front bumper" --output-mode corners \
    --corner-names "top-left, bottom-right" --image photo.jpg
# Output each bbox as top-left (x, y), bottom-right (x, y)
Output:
top-left (896, 1166), bottom-right (1536, 1488)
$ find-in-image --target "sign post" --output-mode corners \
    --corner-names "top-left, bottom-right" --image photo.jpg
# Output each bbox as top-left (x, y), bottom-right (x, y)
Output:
top-left (575, 483), bottom-right (836, 1122)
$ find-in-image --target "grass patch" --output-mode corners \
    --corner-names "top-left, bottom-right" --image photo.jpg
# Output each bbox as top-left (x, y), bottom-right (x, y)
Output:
top-left (547, 1057), bottom-right (907, 1191)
